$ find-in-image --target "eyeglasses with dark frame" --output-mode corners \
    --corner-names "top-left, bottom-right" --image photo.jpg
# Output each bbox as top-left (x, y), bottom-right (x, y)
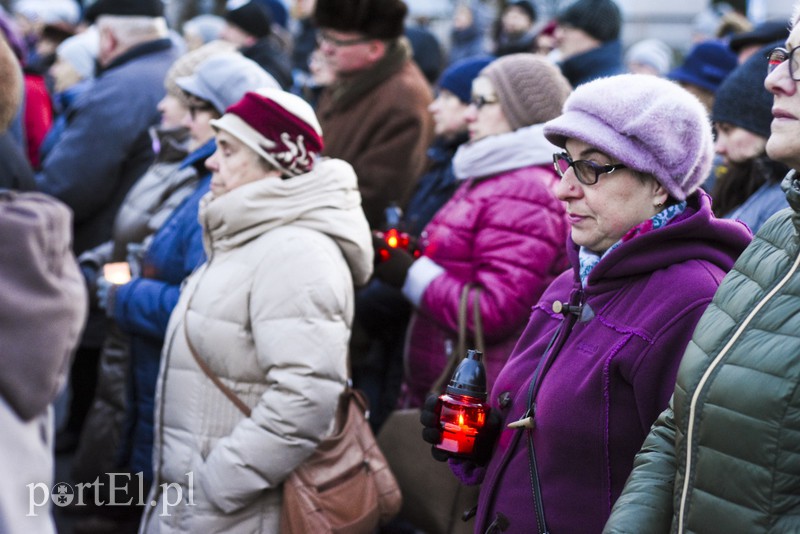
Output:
top-left (553, 152), bottom-right (627, 185)
top-left (469, 94), bottom-right (500, 109)
top-left (188, 103), bottom-right (216, 120)
top-left (767, 45), bottom-right (800, 81)
top-left (316, 31), bottom-right (372, 48)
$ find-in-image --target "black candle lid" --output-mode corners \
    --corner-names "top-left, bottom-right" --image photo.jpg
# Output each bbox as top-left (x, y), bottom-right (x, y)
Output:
top-left (446, 349), bottom-right (487, 400)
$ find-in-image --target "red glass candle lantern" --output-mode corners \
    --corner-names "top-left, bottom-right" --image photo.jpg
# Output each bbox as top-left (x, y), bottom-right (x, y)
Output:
top-left (435, 349), bottom-right (490, 459)
top-left (376, 204), bottom-right (421, 261)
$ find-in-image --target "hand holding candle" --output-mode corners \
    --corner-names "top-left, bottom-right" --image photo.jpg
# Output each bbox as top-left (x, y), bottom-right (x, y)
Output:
top-left (434, 350), bottom-right (490, 459)
top-left (103, 262), bottom-right (131, 285)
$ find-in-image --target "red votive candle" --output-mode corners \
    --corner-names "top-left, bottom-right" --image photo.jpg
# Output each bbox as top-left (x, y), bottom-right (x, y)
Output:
top-left (434, 349), bottom-right (490, 459)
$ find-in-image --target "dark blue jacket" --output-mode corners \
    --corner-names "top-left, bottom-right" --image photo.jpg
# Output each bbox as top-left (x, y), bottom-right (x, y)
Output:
top-left (111, 140), bottom-right (214, 479)
top-left (38, 79), bottom-right (93, 164)
top-left (36, 38), bottom-right (180, 254)
top-left (357, 134), bottom-right (464, 333)
top-left (400, 135), bottom-right (464, 237)
top-left (559, 40), bottom-right (626, 87)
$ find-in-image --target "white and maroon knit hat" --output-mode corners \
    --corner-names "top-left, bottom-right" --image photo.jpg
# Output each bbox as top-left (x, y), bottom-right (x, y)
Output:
top-left (210, 88), bottom-right (324, 177)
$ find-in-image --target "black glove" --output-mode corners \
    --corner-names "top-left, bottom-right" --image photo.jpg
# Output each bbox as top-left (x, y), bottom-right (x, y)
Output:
top-left (80, 262), bottom-right (100, 309)
top-left (420, 394), bottom-right (451, 462)
top-left (420, 393), bottom-right (501, 466)
top-left (372, 233), bottom-right (414, 288)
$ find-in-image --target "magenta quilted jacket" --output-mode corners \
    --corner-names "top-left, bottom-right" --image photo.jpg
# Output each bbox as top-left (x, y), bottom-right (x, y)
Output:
top-left (400, 164), bottom-right (569, 407)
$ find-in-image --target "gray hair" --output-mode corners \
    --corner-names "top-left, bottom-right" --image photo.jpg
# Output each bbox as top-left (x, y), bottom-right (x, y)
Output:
top-left (97, 14), bottom-right (168, 47)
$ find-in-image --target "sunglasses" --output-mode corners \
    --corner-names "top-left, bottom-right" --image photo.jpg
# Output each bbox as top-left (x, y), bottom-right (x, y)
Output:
top-left (553, 152), bottom-right (627, 185)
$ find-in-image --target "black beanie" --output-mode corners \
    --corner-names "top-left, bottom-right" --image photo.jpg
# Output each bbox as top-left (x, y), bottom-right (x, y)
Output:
top-left (226, 0), bottom-right (272, 39)
top-left (84, 0), bottom-right (164, 23)
top-left (507, 0), bottom-right (537, 23)
top-left (712, 41), bottom-right (777, 139)
top-left (314, 0), bottom-right (408, 40)
top-left (557, 0), bottom-right (622, 43)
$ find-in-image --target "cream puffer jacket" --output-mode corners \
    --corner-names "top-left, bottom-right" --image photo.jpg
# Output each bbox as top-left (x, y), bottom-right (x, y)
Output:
top-left (140, 158), bottom-right (372, 533)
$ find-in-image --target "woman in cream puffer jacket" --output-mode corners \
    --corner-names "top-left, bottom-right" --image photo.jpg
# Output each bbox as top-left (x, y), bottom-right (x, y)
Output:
top-left (140, 89), bottom-right (372, 533)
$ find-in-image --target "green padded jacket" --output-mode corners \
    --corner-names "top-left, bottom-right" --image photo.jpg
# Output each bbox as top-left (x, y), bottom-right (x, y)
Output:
top-left (605, 171), bottom-right (800, 534)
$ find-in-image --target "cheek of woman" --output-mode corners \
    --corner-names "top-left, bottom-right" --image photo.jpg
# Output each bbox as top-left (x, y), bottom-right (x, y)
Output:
top-left (570, 174), bottom-right (658, 254)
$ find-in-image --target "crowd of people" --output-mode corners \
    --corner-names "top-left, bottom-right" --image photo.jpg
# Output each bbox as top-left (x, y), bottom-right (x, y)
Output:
top-left (3, 0), bottom-right (800, 533)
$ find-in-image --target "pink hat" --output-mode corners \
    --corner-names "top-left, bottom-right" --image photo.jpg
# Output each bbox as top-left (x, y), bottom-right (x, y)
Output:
top-left (544, 74), bottom-right (713, 201)
top-left (211, 88), bottom-right (324, 177)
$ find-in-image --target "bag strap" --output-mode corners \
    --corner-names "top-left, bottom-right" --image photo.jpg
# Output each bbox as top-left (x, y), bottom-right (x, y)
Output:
top-left (183, 288), bottom-right (355, 422)
top-left (430, 283), bottom-right (484, 395)
top-left (184, 313), bottom-right (252, 418)
top-left (182, 283), bottom-right (252, 418)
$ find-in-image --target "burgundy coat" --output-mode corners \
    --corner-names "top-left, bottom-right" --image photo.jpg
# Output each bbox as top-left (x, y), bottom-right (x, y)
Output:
top-left (401, 163), bottom-right (569, 408)
top-left (452, 191), bottom-right (752, 533)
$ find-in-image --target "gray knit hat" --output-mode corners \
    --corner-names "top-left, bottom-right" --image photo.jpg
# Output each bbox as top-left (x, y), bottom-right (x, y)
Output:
top-left (55, 27), bottom-right (99, 81)
top-left (712, 41), bottom-right (776, 139)
top-left (480, 53), bottom-right (572, 130)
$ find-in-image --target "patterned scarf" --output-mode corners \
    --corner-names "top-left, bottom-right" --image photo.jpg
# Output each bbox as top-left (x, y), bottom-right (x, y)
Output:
top-left (578, 201), bottom-right (687, 286)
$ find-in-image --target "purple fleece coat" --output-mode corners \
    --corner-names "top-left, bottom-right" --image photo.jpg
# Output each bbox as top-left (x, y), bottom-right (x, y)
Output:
top-left (453, 191), bottom-right (752, 533)
top-left (401, 163), bottom-right (569, 408)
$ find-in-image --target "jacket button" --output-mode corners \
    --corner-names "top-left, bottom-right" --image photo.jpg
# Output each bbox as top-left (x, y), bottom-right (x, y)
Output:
top-left (497, 391), bottom-right (511, 408)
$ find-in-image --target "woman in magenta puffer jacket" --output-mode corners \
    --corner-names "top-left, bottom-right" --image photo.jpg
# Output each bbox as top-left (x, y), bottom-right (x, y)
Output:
top-left (376, 54), bottom-right (572, 408)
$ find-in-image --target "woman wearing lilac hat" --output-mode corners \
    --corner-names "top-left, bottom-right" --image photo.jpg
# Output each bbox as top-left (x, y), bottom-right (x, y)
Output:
top-left (421, 73), bottom-right (752, 533)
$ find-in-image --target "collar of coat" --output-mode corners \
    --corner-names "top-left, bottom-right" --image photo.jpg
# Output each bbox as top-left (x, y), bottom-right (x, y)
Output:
top-left (326, 37), bottom-right (411, 113)
top-left (99, 38), bottom-right (174, 76)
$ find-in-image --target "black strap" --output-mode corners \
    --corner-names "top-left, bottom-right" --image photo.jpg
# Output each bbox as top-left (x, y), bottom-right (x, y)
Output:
top-left (513, 309), bottom-right (579, 534)
top-left (521, 325), bottom-right (561, 534)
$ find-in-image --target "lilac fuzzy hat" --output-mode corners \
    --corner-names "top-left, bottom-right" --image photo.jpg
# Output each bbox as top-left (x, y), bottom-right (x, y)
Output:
top-left (543, 73), bottom-right (713, 200)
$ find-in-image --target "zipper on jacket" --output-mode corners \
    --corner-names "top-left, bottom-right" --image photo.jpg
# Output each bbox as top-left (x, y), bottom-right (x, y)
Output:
top-left (677, 251), bottom-right (800, 532)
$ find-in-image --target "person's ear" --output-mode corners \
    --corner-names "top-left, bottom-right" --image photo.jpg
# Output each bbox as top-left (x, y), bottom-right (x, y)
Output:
top-left (366, 39), bottom-right (387, 62)
top-left (651, 179), bottom-right (669, 208)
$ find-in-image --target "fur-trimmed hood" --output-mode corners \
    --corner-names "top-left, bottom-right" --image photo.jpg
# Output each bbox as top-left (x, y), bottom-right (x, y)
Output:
top-left (0, 37), bottom-right (21, 132)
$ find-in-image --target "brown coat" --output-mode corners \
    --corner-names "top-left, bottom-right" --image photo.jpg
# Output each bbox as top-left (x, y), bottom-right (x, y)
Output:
top-left (317, 57), bottom-right (434, 228)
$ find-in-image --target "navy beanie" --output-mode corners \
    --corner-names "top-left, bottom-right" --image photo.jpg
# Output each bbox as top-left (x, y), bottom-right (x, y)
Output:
top-left (438, 55), bottom-right (494, 104)
top-left (712, 41), bottom-right (778, 139)
top-left (557, 0), bottom-right (622, 43)
top-left (668, 40), bottom-right (738, 93)
top-left (226, 0), bottom-right (272, 38)
top-left (256, 0), bottom-right (288, 28)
